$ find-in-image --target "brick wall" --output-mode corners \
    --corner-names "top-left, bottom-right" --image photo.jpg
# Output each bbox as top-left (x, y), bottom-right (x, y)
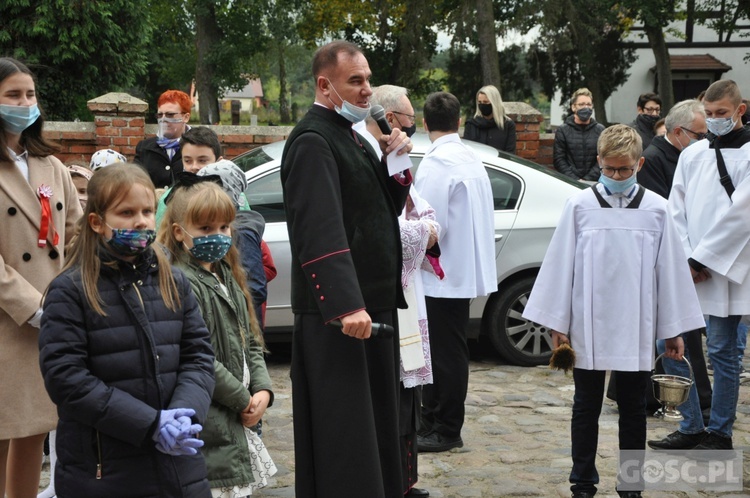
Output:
top-left (46, 93), bottom-right (552, 169)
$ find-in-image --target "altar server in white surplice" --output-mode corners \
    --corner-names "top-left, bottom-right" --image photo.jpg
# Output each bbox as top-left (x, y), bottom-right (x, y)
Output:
top-left (523, 124), bottom-right (704, 498)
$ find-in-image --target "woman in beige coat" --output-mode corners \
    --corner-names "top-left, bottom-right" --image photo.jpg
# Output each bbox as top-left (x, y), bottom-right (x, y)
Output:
top-left (0, 57), bottom-right (81, 497)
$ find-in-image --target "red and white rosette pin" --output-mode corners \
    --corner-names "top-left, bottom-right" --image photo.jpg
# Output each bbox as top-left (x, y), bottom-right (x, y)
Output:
top-left (37, 184), bottom-right (59, 248)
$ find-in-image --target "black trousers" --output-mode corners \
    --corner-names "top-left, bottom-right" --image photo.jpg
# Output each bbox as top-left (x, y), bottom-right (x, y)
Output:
top-left (421, 297), bottom-right (470, 438)
top-left (570, 369), bottom-right (649, 494)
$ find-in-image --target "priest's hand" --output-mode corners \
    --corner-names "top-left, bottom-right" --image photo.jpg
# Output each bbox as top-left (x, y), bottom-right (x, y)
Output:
top-left (664, 336), bottom-right (684, 361)
top-left (339, 309), bottom-right (372, 339)
top-left (690, 267), bottom-right (711, 283)
top-left (551, 330), bottom-right (569, 348)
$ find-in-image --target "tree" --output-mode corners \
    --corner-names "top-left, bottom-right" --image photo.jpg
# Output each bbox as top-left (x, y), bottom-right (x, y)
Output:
top-left (532, 0), bottom-right (636, 124)
top-left (476, 0), bottom-right (501, 88)
top-left (0, 0), bottom-right (152, 120)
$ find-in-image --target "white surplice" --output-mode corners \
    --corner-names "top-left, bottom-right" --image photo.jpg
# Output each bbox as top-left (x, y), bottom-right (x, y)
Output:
top-left (668, 139), bottom-right (750, 316)
top-left (523, 184), bottom-right (705, 371)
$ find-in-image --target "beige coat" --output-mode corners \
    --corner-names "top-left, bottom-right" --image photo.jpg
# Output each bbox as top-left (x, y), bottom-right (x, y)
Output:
top-left (0, 154), bottom-right (82, 439)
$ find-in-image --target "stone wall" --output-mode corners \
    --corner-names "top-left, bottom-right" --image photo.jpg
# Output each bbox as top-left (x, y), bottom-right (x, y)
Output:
top-left (46, 93), bottom-right (553, 168)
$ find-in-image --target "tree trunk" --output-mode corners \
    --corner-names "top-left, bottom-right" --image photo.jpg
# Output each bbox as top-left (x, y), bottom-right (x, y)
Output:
top-left (278, 43), bottom-right (290, 124)
top-left (194, 0), bottom-right (222, 124)
top-left (475, 0), bottom-right (501, 90)
top-left (587, 78), bottom-right (608, 126)
top-left (645, 24), bottom-right (674, 113)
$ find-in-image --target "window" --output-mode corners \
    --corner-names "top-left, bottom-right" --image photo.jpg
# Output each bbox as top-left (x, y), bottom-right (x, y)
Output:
top-left (244, 171), bottom-right (286, 223)
top-left (486, 167), bottom-right (521, 211)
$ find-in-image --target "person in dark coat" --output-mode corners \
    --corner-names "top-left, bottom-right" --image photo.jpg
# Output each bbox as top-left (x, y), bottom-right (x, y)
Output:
top-left (39, 164), bottom-right (215, 498)
top-left (281, 40), bottom-right (412, 498)
top-left (628, 92), bottom-right (662, 150)
top-left (135, 90), bottom-right (191, 189)
top-left (463, 84), bottom-right (517, 154)
top-left (553, 87), bottom-right (605, 181)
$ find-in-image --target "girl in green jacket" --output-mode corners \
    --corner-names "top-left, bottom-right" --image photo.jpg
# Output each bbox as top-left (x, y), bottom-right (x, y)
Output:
top-left (159, 181), bottom-right (276, 497)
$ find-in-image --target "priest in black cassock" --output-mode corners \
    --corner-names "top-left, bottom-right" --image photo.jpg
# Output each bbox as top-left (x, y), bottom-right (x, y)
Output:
top-left (280, 40), bottom-right (413, 498)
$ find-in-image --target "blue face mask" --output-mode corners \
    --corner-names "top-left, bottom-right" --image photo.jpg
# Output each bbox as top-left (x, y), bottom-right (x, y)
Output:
top-left (326, 78), bottom-right (370, 123)
top-left (706, 109), bottom-right (738, 137)
top-left (599, 171), bottom-right (638, 194)
top-left (0, 104), bottom-right (41, 134)
top-left (182, 229), bottom-right (232, 263)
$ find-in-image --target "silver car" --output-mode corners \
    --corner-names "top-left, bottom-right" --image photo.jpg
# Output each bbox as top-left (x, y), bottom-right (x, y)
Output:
top-left (235, 133), bottom-right (585, 366)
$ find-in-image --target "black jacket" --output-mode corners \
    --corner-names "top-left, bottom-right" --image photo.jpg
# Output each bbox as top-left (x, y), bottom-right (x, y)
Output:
top-left (39, 247), bottom-right (215, 498)
top-left (281, 105), bottom-right (409, 321)
top-left (553, 115), bottom-right (605, 180)
top-left (638, 135), bottom-right (681, 199)
top-left (463, 116), bottom-right (517, 154)
top-left (629, 114), bottom-right (659, 150)
top-left (135, 136), bottom-right (184, 189)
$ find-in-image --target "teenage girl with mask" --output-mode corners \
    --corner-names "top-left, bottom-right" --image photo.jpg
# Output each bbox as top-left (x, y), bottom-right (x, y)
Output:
top-left (159, 182), bottom-right (276, 497)
top-left (0, 57), bottom-right (82, 497)
top-left (39, 163), bottom-right (215, 497)
top-left (463, 85), bottom-right (517, 154)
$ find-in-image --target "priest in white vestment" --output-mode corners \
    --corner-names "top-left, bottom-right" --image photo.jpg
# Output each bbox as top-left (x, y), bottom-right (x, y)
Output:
top-left (524, 125), bottom-right (704, 498)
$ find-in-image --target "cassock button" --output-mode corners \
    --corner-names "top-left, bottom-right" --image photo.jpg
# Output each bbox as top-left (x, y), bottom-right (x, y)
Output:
top-left (8, 207), bottom-right (16, 215)
top-left (311, 273), bottom-right (316, 279)
top-left (56, 202), bottom-right (63, 211)
top-left (165, 166), bottom-right (171, 170)
top-left (49, 250), bottom-right (59, 259)
top-left (22, 253), bottom-right (31, 261)
top-left (319, 296), bottom-right (325, 301)
top-left (315, 284), bottom-right (320, 289)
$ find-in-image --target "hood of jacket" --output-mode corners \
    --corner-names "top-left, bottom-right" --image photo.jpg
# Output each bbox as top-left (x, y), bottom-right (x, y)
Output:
top-left (234, 209), bottom-right (265, 238)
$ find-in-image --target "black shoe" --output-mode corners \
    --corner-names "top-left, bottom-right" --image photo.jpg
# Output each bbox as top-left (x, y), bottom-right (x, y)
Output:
top-left (417, 432), bottom-right (463, 452)
top-left (694, 431), bottom-right (733, 450)
top-left (405, 487), bottom-right (430, 497)
top-left (648, 430), bottom-right (706, 450)
top-left (617, 492), bottom-right (642, 498)
top-left (571, 492), bottom-right (595, 498)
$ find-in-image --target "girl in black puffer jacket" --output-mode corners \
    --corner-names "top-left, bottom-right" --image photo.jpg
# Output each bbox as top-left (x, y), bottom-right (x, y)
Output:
top-left (39, 164), bottom-right (215, 498)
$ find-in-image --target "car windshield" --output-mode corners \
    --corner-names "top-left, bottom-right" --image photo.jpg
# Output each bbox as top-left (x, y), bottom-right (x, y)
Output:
top-left (234, 147), bottom-right (275, 173)
top-left (497, 151), bottom-right (586, 189)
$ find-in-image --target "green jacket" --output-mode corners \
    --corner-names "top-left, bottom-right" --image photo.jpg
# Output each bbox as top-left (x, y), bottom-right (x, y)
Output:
top-left (176, 258), bottom-right (273, 489)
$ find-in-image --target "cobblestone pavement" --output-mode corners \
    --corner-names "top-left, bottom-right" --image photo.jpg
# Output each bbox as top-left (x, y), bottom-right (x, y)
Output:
top-left (40, 341), bottom-right (750, 497)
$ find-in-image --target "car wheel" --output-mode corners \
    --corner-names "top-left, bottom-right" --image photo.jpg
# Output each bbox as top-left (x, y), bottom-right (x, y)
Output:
top-left (485, 275), bottom-right (553, 366)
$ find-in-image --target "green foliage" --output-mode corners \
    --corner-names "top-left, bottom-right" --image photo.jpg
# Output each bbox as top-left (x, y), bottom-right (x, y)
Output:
top-left (0, 0), bottom-right (152, 120)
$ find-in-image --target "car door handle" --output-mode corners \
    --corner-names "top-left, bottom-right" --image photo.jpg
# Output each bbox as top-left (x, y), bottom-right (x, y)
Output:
top-left (495, 234), bottom-right (503, 242)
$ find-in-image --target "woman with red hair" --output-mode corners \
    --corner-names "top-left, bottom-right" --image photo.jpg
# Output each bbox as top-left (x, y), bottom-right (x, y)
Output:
top-left (135, 89), bottom-right (192, 188)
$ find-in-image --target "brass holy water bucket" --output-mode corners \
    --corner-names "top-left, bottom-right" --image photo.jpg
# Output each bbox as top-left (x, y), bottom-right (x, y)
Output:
top-left (651, 353), bottom-right (693, 422)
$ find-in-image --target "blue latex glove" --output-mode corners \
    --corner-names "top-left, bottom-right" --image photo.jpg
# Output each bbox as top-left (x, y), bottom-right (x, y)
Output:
top-left (159, 417), bottom-right (203, 449)
top-left (152, 408), bottom-right (196, 446)
top-left (155, 435), bottom-right (205, 456)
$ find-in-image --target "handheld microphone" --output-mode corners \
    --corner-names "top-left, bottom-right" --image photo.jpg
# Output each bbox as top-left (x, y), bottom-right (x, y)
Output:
top-left (370, 105), bottom-right (392, 135)
top-left (330, 319), bottom-right (394, 339)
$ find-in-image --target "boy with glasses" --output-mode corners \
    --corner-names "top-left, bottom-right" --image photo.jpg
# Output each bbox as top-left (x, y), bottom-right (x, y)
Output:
top-left (524, 124), bottom-right (704, 498)
top-left (629, 92), bottom-right (662, 149)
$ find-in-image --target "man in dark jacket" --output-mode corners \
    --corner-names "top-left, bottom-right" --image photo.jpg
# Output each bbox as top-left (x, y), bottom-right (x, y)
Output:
top-left (628, 92), bottom-right (662, 150)
top-left (281, 40), bottom-right (412, 498)
top-left (639, 99), bottom-right (707, 198)
top-left (553, 87), bottom-right (605, 181)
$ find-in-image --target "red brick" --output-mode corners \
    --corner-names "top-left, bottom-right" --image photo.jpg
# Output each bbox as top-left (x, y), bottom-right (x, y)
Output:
top-left (95, 120), bottom-right (110, 127)
top-left (111, 119), bottom-right (128, 127)
top-left (120, 127), bottom-right (144, 137)
top-left (112, 137), bottom-right (129, 146)
top-left (68, 145), bottom-right (95, 154)
top-left (120, 146), bottom-right (136, 157)
top-left (99, 127), bottom-right (120, 137)
top-left (97, 137), bottom-right (113, 146)
top-left (516, 132), bottom-right (539, 141)
top-left (225, 147), bottom-right (248, 157)
top-left (128, 118), bottom-right (145, 127)
top-left (524, 140), bottom-right (539, 151)
top-left (222, 134), bottom-right (249, 144)
top-left (60, 131), bottom-right (94, 141)
top-left (517, 149), bottom-right (536, 159)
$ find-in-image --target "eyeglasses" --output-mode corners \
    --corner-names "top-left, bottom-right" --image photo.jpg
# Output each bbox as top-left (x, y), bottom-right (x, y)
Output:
top-left (600, 163), bottom-right (637, 179)
top-left (155, 112), bottom-right (184, 119)
top-left (392, 111), bottom-right (416, 124)
top-left (643, 106), bottom-right (661, 115)
top-left (680, 127), bottom-right (707, 140)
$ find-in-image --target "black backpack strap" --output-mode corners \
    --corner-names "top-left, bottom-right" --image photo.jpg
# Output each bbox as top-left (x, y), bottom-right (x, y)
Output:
top-left (591, 184), bottom-right (644, 208)
top-left (591, 184), bottom-right (610, 208)
top-left (715, 147), bottom-right (735, 199)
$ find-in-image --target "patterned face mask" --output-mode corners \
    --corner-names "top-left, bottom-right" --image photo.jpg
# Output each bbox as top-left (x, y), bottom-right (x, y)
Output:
top-left (104, 222), bottom-right (156, 257)
top-left (181, 228), bottom-right (232, 263)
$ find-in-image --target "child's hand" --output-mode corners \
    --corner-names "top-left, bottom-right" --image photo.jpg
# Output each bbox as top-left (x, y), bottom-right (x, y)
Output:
top-left (551, 330), bottom-right (569, 349)
top-left (664, 336), bottom-right (684, 361)
top-left (241, 390), bottom-right (271, 428)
